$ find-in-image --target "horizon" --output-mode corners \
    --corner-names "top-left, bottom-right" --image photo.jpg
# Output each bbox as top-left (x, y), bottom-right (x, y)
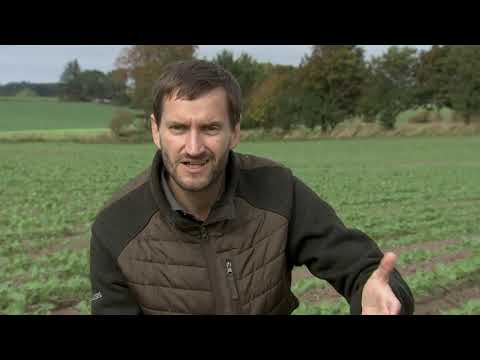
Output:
top-left (0, 45), bottom-right (432, 84)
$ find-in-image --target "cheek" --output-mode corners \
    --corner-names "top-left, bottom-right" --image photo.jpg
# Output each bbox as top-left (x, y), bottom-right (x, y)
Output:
top-left (207, 135), bottom-right (232, 155)
top-left (160, 135), bottom-right (182, 155)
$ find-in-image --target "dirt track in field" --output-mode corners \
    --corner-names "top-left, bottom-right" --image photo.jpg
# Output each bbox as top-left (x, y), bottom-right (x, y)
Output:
top-left (414, 275), bottom-right (480, 315)
top-left (50, 307), bottom-right (82, 315)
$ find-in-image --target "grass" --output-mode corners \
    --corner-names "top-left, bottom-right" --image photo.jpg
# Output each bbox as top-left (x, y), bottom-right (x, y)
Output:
top-left (0, 97), bottom-right (129, 131)
top-left (405, 251), bottom-right (480, 299)
top-left (292, 298), bottom-right (350, 315)
top-left (442, 300), bottom-right (480, 315)
top-left (292, 277), bottom-right (328, 297)
top-left (292, 244), bottom-right (480, 315)
top-left (1, 136), bottom-right (479, 314)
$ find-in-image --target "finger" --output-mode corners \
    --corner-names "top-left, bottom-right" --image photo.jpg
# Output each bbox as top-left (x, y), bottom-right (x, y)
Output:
top-left (375, 252), bottom-right (397, 282)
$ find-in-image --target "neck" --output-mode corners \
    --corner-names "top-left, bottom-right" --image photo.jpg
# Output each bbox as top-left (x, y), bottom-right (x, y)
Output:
top-left (168, 173), bottom-right (225, 222)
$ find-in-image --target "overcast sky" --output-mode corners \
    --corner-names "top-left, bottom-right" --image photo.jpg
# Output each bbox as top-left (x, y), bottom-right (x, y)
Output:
top-left (0, 45), bottom-right (432, 84)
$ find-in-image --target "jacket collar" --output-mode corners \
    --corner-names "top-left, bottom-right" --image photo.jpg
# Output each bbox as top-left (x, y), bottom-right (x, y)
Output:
top-left (150, 150), bottom-right (239, 227)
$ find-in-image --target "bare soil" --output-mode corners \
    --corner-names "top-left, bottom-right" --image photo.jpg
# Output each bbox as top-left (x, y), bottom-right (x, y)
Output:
top-left (292, 237), bottom-right (478, 315)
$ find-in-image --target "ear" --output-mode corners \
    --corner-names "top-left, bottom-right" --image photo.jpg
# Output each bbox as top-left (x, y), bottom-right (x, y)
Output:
top-left (229, 122), bottom-right (241, 150)
top-left (151, 114), bottom-right (161, 150)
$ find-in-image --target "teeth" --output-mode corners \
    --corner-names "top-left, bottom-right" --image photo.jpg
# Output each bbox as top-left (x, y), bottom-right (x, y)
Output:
top-left (184, 160), bottom-right (207, 165)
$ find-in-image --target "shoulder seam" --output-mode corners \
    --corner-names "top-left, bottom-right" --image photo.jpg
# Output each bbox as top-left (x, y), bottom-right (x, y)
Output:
top-left (234, 194), bottom-right (290, 223)
top-left (93, 182), bottom-right (160, 261)
top-left (117, 208), bottom-right (160, 261)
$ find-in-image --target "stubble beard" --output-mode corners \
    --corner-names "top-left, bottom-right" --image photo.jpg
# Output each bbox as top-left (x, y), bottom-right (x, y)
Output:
top-left (161, 147), bottom-right (230, 193)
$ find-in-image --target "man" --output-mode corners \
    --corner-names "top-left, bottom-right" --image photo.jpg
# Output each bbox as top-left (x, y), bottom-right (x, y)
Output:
top-left (90, 60), bottom-right (414, 315)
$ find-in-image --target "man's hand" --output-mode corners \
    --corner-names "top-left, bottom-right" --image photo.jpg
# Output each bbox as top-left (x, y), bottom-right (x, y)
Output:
top-left (361, 252), bottom-right (402, 315)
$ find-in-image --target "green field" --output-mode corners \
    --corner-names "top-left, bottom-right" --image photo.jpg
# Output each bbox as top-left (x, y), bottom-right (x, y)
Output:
top-left (1, 137), bottom-right (479, 314)
top-left (0, 97), bottom-right (126, 131)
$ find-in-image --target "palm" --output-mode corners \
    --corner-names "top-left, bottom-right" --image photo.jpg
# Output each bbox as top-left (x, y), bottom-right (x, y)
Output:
top-left (361, 252), bottom-right (402, 315)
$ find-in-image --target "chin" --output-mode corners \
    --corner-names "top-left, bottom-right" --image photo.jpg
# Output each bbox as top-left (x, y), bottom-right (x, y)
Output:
top-left (180, 182), bottom-right (211, 193)
top-left (176, 176), bottom-right (212, 192)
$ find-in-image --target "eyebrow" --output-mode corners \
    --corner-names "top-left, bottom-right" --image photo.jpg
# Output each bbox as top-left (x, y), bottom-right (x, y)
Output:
top-left (165, 119), bottom-right (224, 127)
top-left (201, 121), bottom-right (223, 127)
top-left (164, 118), bottom-right (186, 125)
top-left (166, 121), bottom-right (187, 126)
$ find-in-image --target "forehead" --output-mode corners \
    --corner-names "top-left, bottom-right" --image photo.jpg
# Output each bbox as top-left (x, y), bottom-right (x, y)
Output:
top-left (162, 87), bottom-right (229, 124)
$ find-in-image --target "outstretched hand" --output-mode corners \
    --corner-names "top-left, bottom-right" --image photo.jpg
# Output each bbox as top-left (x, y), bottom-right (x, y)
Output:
top-left (361, 252), bottom-right (402, 315)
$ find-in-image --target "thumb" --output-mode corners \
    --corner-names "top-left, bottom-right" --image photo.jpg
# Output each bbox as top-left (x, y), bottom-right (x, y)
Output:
top-left (375, 252), bottom-right (397, 283)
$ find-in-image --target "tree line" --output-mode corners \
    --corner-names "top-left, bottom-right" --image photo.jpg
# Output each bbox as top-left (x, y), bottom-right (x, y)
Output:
top-left (111, 45), bottom-right (480, 130)
top-left (3, 45), bottom-right (480, 130)
top-left (58, 60), bottom-right (130, 105)
top-left (0, 61), bottom-right (129, 105)
top-left (0, 82), bottom-right (60, 97)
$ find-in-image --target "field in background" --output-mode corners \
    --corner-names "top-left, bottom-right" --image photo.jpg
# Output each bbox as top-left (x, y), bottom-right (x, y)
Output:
top-left (0, 97), bottom-right (124, 131)
top-left (1, 137), bottom-right (479, 315)
top-left (2, 98), bottom-right (479, 142)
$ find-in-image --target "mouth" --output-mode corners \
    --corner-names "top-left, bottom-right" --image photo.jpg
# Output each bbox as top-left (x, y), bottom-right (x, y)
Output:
top-left (180, 159), bottom-right (210, 172)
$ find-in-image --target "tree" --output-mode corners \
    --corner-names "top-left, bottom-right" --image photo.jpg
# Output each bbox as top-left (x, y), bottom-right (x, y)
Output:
top-left (415, 45), bottom-right (452, 111)
top-left (262, 73), bottom-right (301, 130)
top-left (243, 65), bottom-right (296, 129)
top-left (106, 69), bottom-right (130, 105)
top-left (115, 45), bottom-right (198, 114)
top-left (311, 45), bottom-right (358, 59)
top-left (59, 59), bottom-right (82, 101)
top-left (30, 83), bottom-right (60, 97)
top-left (297, 45), bottom-right (367, 130)
top-left (75, 70), bottom-right (110, 101)
top-left (212, 49), bottom-right (235, 72)
top-left (212, 50), bottom-right (267, 99)
top-left (358, 46), bottom-right (419, 128)
top-left (442, 45), bottom-right (480, 123)
top-left (60, 59), bottom-right (81, 84)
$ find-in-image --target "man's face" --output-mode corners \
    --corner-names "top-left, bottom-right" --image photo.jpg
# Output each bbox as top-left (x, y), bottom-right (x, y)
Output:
top-left (151, 87), bottom-right (240, 193)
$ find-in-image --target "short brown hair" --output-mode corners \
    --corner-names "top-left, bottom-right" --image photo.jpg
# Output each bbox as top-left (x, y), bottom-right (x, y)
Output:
top-left (152, 60), bottom-right (242, 129)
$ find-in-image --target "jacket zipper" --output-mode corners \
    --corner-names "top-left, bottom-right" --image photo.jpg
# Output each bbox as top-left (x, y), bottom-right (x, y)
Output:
top-left (199, 225), bottom-right (222, 314)
top-left (226, 259), bottom-right (239, 300)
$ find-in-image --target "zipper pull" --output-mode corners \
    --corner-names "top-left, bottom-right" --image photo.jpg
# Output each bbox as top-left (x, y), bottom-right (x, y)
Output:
top-left (226, 260), bottom-right (233, 275)
top-left (225, 259), bottom-right (239, 301)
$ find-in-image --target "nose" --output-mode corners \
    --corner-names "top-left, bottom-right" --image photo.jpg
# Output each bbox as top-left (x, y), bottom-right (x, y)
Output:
top-left (185, 130), bottom-right (205, 157)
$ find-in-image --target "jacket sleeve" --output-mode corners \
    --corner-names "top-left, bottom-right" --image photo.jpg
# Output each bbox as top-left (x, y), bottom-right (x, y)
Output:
top-left (90, 228), bottom-right (142, 315)
top-left (287, 176), bottom-right (415, 315)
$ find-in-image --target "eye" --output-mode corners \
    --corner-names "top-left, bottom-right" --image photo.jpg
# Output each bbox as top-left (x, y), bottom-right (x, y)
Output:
top-left (204, 125), bottom-right (221, 134)
top-left (169, 124), bottom-right (187, 132)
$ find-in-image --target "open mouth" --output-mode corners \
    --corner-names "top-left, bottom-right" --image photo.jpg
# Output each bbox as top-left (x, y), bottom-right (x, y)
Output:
top-left (181, 159), bottom-right (210, 170)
